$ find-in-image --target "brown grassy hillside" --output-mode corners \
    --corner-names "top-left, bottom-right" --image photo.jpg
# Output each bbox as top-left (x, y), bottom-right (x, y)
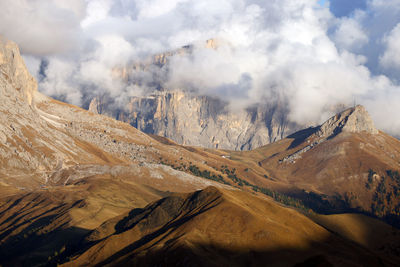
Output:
top-left (61, 187), bottom-right (396, 267)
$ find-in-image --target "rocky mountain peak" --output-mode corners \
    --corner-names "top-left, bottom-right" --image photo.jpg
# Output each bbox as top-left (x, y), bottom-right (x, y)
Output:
top-left (318, 105), bottom-right (378, 137)
top-left (88, 97), bottom-right (100, 114)
top-left (0, 36), bottom-right (37, 105)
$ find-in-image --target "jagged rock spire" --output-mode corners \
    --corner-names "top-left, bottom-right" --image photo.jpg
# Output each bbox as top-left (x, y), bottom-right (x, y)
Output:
top-left (0, 36), bottom-right (37, 105)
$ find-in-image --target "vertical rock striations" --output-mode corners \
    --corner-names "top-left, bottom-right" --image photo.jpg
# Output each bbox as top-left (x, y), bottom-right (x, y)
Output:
top-left (0, 36), bottom-right (37, 105)
top-left (90, 91), bottom-right (297, 150)
top-left (86, 39), bottom-right (299, 150)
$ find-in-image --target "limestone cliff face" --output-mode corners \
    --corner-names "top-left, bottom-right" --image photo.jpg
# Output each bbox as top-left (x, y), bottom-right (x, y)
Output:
top-left (0, 36), bottom-right (37, 105)
top-left (89, 91), bottom-right (297, 150)
top-left (89, 39), bottom-right (298, 150)
top-left (0, 37), bottom-right (51, 180)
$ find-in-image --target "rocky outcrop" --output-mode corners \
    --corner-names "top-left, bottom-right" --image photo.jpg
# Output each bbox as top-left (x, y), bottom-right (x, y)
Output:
top-left (0, 36), bottom-right (37, 105)
top-left (0, 37), bottom-right (76, 179)
top-left (318, 105), bottom-right (378, 138)
top-left (90, 91), bottom-right (297, 150)
top-left (280, 105), bottom-right (378, 164)
top-left (88, 97), bottom-right (100, 114)
top-left (0, 37), bottom-right (56, 183)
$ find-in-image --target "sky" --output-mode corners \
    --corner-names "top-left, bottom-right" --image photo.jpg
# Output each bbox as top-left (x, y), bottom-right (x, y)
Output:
top-left (0, 0), bottom-right (400, 135)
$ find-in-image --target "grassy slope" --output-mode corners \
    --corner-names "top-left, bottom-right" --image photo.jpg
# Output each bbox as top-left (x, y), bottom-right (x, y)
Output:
top-left (62, 187), bottom-right (395, 267)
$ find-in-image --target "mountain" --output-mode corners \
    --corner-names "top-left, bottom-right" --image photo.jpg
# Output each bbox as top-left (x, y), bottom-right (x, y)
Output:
top-left (86, 40), bottom-right (300, 150)
top-left (228, 105), bottom-right (400, 225)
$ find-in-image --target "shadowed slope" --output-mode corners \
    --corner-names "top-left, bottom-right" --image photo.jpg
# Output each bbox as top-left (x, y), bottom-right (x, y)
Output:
top-left (0, 177), bottom-right (169, 266)
top-left (309, 213), bottom-right (400, 263)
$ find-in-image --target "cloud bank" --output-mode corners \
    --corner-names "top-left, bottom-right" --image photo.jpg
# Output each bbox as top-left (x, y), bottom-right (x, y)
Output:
top-left (0, 0), bottom-right (400, 135)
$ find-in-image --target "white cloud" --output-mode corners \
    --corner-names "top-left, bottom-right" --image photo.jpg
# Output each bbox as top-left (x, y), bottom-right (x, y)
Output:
top-left (81, 0), bottom-right (113, 28)
top-left (135, 0), bottom-right (189, 19)
top-left (333, 16), bottom-right (368, 50)
top-left (39, 58), bottom-right (83, 105)
top-left (0, 0), bottom-right (85, 55)
top-left (380, 23), bottom-right (400, 71)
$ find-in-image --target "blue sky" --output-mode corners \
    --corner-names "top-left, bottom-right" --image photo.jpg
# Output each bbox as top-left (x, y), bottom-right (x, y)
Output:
top-left (319, 0), bottom-right (367, 17)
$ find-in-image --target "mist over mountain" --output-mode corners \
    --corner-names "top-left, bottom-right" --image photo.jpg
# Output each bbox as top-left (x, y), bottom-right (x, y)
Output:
top-left (0, 0), bottom-right (399, 138)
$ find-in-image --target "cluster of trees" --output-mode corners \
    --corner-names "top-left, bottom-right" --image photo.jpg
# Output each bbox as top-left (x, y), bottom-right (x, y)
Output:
top-left (370, 169), bottom-right (400, 223)
top-left (220, 166), bottom-right (251, 187)
top-left (159, 158), bottom-right (229, 184)
top-left (251, 185), bottom-right (308, 211)
top-left (187, 164), bottom-right (229, 184)
top-left (386, 170), bottom-right (400, 182)
top-left (219, 166), bottom-right (311, 211)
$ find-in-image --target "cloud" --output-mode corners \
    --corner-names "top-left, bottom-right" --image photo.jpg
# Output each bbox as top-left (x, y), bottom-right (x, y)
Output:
top-left (332, 16), bottom-right (368, 51)
top-left (39, 57), bottom-right (83, 105)
top-left (334, 0), bottom-right (400, 74)
top-left (380, 23), bottom-right (400, 73)
top-left (1, 0), bottom-right (400, 135)
top-left (0, 0), bottom-right (85, 55)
